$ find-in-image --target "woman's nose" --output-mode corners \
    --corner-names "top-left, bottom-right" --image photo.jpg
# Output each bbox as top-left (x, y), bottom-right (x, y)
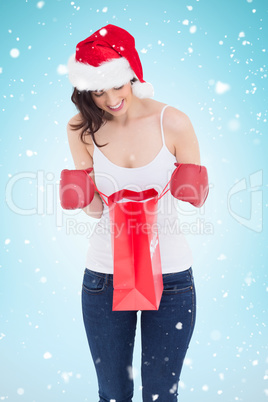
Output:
top-left (106, 90), bottom-right (120, 106)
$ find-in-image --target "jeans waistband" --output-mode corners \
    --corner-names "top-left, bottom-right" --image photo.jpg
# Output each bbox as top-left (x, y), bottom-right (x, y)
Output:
top-left (84, 266), bottom-right (193, 284)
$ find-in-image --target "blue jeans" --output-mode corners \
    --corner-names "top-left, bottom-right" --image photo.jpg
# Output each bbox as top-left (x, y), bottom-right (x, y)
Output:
top-left (81, 266), bottom-right (196, 402)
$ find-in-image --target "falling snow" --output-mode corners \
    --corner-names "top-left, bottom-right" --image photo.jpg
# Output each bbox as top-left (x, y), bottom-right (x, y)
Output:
top-left (176, 322), bottom-right (183, 330)
top-left (57, 64), bottom-right (68, 75)
top-left (99, 28), bottom-right (108, 36)
top-left (61, 372), bottom-right (73, 383)
top-left (189, 25), bottom-right (197, 33)
top-left (10, 48), bottom-right (20, 58)
top-left (37, 1), bottom-right (45, 8)
top-left (217, 253), bottom-right (227, 260)
top-left (215, 81), bottom-right (231, 94)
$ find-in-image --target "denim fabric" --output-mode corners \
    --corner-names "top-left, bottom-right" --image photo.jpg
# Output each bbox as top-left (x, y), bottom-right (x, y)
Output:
top-left (81, 266), bottom-right (196, 402)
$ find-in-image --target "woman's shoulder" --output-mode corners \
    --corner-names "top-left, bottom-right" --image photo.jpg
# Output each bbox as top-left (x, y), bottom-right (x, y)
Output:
top-left (145, 100), bottom-right (194, 150)
top-left (157, 103), bottom-right (192, 133)
top-left (142, 98), bottom-right (166, 114)
top-left (67, 112), bottom-right (93, 144)
top-left (142, 98), bottom-right (188, 120)
top-left (68, 112), bottom-right (84, 127)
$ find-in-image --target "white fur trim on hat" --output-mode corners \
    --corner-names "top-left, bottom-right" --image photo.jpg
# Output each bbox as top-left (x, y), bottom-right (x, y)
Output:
top-left (68, 54), bottom-right (154, 98)
top-left (131, 80), bottom-right (154, 99)
top-left (68, 54), bottom-right (134, 91)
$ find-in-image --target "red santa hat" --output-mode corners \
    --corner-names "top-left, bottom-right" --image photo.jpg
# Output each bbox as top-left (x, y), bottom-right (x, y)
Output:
top-left (67, 24), bottom-right (154, 99)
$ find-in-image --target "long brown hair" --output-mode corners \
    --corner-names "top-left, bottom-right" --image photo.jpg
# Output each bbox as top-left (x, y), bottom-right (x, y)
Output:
top-left (70, 78), bottom-right (137, 147)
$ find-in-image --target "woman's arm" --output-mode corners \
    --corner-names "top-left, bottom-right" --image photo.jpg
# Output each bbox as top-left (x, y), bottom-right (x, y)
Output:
top-left (163, 107), bottom-right (209, 207)
top-left (67, 114), bottom-right (104, 219)
top-left (163, 107), bottom-right (201, 164)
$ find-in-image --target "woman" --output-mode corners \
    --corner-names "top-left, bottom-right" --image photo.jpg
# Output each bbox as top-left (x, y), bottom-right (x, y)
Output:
top-left (62, 24), bottom-right (208, 402)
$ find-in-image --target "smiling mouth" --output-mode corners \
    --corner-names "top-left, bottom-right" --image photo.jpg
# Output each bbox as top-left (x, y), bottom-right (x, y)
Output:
top-left (107, 100), bottom-right (124, 111)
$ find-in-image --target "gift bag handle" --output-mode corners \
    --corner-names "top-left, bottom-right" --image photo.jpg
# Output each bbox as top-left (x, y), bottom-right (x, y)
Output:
top-left (83, 168), bottom-right (109, 206)
top-left (158, 163), bottom-right (183, 200)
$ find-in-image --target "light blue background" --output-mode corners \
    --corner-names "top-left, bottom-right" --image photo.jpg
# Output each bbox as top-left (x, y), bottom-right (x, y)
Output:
top-left (1, 0), bottom-right (267, 401)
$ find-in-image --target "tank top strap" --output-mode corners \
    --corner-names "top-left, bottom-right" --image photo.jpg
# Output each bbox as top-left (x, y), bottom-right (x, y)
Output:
top-left (160, 104), bottom-right (170, 148)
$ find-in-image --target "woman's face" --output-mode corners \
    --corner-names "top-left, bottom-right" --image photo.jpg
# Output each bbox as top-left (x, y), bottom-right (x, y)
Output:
top-left (91, 82), bottom-right (133, 115)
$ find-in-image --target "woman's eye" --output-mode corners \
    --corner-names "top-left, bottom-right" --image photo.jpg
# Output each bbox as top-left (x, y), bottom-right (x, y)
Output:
top-left (92, 86), bottom-right (123, 96)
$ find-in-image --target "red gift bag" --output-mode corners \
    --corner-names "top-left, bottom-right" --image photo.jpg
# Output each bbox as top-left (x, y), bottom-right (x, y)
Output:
top-left (77, 166), bottom-right (183, 311)
top-left (107, 189), bottom-right (163, 311)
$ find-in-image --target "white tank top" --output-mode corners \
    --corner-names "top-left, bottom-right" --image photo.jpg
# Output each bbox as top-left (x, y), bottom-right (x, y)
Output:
top-left (85, 104), bottom-right (193, 274)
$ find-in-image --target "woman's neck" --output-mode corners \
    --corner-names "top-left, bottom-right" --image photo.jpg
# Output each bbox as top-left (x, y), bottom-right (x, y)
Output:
top-left (104, 96), bottom-right (146, 128)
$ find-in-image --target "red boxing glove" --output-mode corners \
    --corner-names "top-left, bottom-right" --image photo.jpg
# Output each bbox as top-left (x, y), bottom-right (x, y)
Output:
top-left (59, 167), bottom-right (95, 209)
top-left (170, 163), bottom-right (209, 207)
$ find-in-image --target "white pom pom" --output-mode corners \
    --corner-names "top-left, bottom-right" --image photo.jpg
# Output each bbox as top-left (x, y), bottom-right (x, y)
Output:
top-left (131, 81), bottom-right (154, 99)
